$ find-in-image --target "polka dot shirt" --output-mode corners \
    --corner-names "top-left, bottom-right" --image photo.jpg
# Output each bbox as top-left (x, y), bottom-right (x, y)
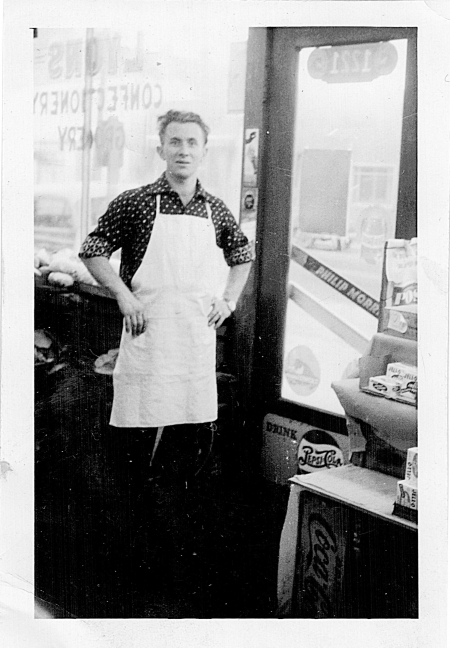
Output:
top-left (79, 173), bottom-right (254, 289)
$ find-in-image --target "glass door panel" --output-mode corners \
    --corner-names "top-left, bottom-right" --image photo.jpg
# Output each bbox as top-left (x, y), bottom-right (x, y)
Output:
top-left (281, 40), bottom-right (408, 415)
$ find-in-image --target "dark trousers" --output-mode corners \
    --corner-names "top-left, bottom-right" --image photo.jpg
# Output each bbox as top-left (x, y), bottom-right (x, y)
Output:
top-left (104, 423), bottom-right (215, 615)
top-left (107, 423), bottom-right (215, 492)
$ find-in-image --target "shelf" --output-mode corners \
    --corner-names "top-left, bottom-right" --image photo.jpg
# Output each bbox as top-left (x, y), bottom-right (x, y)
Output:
top-left (289, 464), bottom-right (417, 530)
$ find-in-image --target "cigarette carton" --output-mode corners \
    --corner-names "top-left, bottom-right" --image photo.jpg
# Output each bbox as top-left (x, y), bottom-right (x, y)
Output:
top-left (390, 383), bottom-right (417, 406)
top-left (385, 363), bottom-right (417, 405)
top-left (405, 447), bottom-right (418, 485)
top-left (396, 480), bottom-right (418, 510)
top-left (386, 362), bottom-right (417, 385)
top-left (367, 375), bottom-right (401, 399)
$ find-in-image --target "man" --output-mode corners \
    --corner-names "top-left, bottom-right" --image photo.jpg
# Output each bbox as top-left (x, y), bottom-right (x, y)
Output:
top-left (244, 191), bottom-right (255, 211)
top-left (80, 109), bottom-right (253, 613)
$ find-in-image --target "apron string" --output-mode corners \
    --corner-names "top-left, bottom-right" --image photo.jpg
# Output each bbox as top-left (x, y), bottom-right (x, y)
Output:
top-left (149, 426), bottom-right (165, 466)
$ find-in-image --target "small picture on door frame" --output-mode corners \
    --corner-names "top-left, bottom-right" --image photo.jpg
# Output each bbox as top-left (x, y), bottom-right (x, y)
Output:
top-left (243, 128), bottom-right (259, 186)
top-left (240, 188), bottom-right (258, 224)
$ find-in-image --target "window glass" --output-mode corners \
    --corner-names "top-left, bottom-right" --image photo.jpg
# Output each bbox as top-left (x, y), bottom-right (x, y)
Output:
top-left (282, 40), bottom-right (408, 415)
top-left (34, 28), bottom-right (247, 280)
top-left (34, 29), bottom-right (88, 252)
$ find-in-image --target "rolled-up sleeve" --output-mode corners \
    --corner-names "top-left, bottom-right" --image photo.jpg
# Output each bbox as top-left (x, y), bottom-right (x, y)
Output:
top-left (79, 196), bottom-right (124, 259)
top-left (225, 241), bottom-right (254, 266)
top-left (213, 200), bottom-right (254, 267)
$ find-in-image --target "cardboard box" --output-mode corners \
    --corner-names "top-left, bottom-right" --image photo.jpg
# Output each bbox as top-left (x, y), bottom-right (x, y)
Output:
top-left (363, 371), bottom-right (417, 407)
top-left (396, 479), bottom-right (418, 510)
top-left (391, 384), bottom-right (417, 406)
top-left (386, 362), bottom-right (417, 386)
top-left (405, 447), bottom-right (418, 485)
top-left (366, 375), bottom-right (402, 399)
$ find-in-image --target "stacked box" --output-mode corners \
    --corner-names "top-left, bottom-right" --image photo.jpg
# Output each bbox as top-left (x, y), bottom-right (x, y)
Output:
top-left (366, 375), bottom-right (402, 399)
top-left (386, 362), bottom-right (418, 405)
top-left (386, 362), bottom-right (417, 385)
top-left (396, 480), bottom-right (418, 510)
top-left (363, 362), bottom-right (418, 406)
top-left (395, 446), bottom-right (418, 512)
top-left (405, 447), bottom-right (418, 485)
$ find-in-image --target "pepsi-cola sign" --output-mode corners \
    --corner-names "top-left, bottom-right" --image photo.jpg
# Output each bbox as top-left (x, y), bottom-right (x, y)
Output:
top-left (298, 429), bottom-right (345, 474)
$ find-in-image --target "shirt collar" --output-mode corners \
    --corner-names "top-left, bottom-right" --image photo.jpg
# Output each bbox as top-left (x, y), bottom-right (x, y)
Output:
top-left (148, 173), bottom-right (207, 200)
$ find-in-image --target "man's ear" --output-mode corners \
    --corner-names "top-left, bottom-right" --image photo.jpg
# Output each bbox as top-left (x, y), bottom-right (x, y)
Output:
top-left (157, 145), bottom-right (165, 161)
top-left (201, 146), bottom-right (208, 164)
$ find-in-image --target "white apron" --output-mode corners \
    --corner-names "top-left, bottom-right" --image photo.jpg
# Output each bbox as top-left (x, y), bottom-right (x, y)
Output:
top-left (110, 195), bottom-right (219, 428)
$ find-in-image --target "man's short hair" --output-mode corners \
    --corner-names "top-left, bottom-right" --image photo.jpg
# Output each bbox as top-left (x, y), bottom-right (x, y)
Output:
top-left (157, 110), bottom-right (210, 144)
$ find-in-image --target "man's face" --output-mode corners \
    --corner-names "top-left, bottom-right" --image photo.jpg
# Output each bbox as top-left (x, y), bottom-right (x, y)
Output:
top-left (244, 195), bottom-right (254, 210)
top-left (157, 121), bottom-right (207, 181)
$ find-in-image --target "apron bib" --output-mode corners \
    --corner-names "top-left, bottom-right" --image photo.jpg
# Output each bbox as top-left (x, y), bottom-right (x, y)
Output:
top-left (110, 195), bottom-right (219, 428)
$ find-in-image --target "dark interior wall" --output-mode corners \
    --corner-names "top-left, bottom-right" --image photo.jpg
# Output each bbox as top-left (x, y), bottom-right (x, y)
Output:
top-left (231, 28), bottom-right (271, 473)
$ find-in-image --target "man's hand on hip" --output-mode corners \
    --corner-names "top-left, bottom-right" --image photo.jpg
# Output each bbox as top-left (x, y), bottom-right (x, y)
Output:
top-left (80, 257), bottom-right (147, 337)
top-left (116, 291), bottom-right (148, 337)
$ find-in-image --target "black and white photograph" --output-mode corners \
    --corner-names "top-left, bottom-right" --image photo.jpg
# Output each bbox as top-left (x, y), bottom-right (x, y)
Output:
top-left (1, 1), bottom-right (449, 646)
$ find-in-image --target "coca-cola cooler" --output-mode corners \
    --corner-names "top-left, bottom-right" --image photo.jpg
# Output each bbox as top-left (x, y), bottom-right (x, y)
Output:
top-left (277, 464), bottom-right (418, 618)
top-left (294, 487), bottom-right (418, 618)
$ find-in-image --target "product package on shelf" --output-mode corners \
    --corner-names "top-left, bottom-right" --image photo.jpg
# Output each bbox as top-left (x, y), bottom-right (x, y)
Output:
top-left (332, 333), bottom-right (417, 479)
top-left (386, 362), bottom-right (418, 385)
top-left (360, 364), bottom-right (417, 407)
top-left (378, 238), bottom-right (417, 341)
top-left (405, 446), bottom-right (418, 485)
top-left (366, 375), bottom-right (402, 399)
top-left (396, 480), bottom-right (418, 509)
top-left (393, 446), bottom-right (418, 523)
top-left (386, 362), bottom-right (418, 404)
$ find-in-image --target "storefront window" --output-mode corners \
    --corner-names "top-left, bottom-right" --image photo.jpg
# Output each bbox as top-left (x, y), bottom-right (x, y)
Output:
top-left (282, 40), bottom-right (408, 415)
top-left (34, 27), bottom-right (247, 283)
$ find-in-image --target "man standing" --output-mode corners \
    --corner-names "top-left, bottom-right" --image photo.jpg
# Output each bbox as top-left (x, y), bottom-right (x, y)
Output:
top-left (79, 109), bottom-right (253, 614)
